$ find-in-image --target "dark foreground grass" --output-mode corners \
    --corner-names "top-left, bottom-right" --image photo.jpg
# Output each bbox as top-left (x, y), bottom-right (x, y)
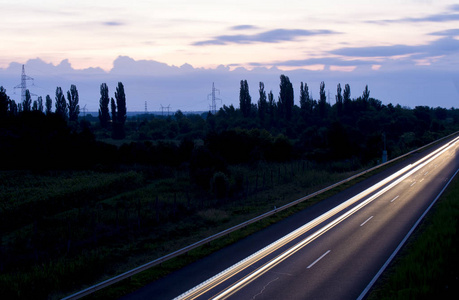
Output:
top-left (367, 172), bottom-right (459, 299)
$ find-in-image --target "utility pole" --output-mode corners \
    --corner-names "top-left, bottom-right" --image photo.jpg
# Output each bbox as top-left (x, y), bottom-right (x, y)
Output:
top-left (208, 82), bottom-right (221, 114)
top-left (14, 65), bottom-right (36, 102)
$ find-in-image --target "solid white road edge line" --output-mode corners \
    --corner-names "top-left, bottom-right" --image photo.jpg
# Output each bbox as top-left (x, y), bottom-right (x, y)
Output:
top-left (356, 167), bottom-right (459, 300)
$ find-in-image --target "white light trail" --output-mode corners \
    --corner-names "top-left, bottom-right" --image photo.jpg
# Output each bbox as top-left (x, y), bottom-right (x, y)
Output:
top-left (175, 137), bottom-right (459, 300)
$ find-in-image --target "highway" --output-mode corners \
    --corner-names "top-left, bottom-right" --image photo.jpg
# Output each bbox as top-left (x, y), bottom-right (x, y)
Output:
top-left (124, 136), bottom-right (459, 300)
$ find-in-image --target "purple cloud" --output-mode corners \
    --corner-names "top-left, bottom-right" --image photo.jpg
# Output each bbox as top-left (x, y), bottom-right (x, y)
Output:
top-left (430, 28), bottom-right (459, 37)
top-left (103, 21), bottom-right (124, 26)
top-left (193, 29), bottom-right (338, 46)
top-left (330, 37), bottom-right (459, 59)
top-left (230, 25), bottom-right (258, 31)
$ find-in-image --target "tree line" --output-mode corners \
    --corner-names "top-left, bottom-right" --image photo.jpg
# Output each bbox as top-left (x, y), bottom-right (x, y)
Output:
top-left (1, 74), bottom-right (458, 175)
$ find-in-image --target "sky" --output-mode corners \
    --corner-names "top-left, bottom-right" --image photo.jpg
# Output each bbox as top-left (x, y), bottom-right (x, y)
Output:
top-left (0, 0), bottom-right (459, 112)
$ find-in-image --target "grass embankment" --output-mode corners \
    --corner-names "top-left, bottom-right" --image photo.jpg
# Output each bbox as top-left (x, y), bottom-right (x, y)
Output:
top-left (0, 160), bottom-right (366, 300)
top-left (368, 172), bottom-right (459, 299)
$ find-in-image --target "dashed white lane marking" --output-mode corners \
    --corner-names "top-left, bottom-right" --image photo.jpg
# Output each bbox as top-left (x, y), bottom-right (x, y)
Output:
top-left (390, 195), bottom-right (399, 203)
top-left (410, 181), bottom-right (417, 187)
top-left (307, 250), bottom-right (331, 269)
top-left (360, 216), bottom-right (374, 227)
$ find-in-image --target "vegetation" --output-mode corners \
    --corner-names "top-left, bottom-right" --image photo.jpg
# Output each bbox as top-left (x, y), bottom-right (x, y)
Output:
top-left (1, 74), bottom-right (459, 299)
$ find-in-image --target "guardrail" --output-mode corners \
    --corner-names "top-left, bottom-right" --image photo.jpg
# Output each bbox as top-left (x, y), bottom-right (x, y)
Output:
top-left (62, 131), bottom-right (459, 300)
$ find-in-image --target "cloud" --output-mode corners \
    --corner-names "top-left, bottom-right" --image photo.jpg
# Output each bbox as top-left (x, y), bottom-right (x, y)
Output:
top-left (430, 28), bottom-right (459, 37)
top-left (102, 21), bottom-right (125, 26)
top-left (331, 44), bottom-right (419, 58)
top-left (193, 29), bottom-right (338, 46)
top-left (265, 57), bottom-right (381, 68)
top-left (230, 25), bottom-right (258, 31)
top-left (330, 37), bottom-right (459, 60)
top-left (370, 6), bottom-right (459, 24)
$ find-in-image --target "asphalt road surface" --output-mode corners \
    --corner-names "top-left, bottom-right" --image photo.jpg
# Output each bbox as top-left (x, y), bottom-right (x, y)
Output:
top-left (123, 135), bottom-right (459, 300)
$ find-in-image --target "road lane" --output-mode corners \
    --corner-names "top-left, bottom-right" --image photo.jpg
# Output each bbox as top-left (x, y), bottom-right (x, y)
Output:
top-left (178, 137), bottom-right (459, 299)
top-left (122, 135), bottom-right (459, 300)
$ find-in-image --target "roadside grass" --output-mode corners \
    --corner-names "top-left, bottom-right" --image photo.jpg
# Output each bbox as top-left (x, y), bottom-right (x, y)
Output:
top-left (367, 172), bottom-right (459, 299)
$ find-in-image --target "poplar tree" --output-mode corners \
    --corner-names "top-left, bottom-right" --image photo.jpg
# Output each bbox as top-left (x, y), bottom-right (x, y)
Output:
top-left (37, 96), bottom-right (44, 113)
top-left (110, 97), bottom-right (117, 123)
top-left (343, 84), bottom-right (351, 114)
top-left (318, 81), bottom-right (327, 118)
top-left (112, 82), bottom-right (127, 139)
top-left (98, 83), bottom-right (110, 128)
top-left (67, 84), bottom-right (80, 122)
top-left (300, 82), bottom-right (312, 115)
top-left (55, 87), bottom-right (67, 119)
top-left (45, 95), bottom-right (52, 115)
top-left (23, 89), bottom-right (32, 112)
top-left (268, 90), bottom-right (275, 122)
top-left (239, 80), bottom-right (251, 118)
top-left (362, 85), bottom-right (370, 103)
top-left (258, 82), bottom-right (267, 122)
top-left (115, 82), bottom-right (126, 125)
top-left (0, 86), bottom-right (9, 118)
top-left (278, 75), bottom-right (294, 120)
top-left (336, 83), bottom-right (343, 116)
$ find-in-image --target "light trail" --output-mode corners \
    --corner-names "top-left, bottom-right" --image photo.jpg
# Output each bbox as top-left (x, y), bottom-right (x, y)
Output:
top-left (175, 137), bottom-right (459, 300)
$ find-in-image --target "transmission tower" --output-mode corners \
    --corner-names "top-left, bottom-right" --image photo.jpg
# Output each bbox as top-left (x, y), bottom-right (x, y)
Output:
top-left (14, 65), bottom-right (36, 102)
top-left (208, 82), bottom-right (221, 114)
top-left (145, 101), bottom-right (148, 114)
top-left (160, 104), bottom-right (171, 116)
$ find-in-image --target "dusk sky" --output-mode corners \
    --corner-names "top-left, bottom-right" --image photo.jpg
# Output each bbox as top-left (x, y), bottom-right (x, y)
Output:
top-left (1, 0), bottom-right (459, 111)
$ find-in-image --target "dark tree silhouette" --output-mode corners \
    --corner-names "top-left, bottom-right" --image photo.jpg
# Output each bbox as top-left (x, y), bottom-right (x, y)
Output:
top-left (55, 87), bottom-right (67, 119)
top-left (115, 82), bottom-right (126, 125)
top-left (343, 83), bottom-right (351, 114)
top-left (37, 96), bottom-right (44, 113)
top-left (318, 81), bottom-right (327, 118)
top-left (258, 82), bottom-right (267, 122)
top-left (98, 83), bottom-right (110, 128)
top-left (278, 74), bottom-right (294, 120)
top-left (268, 90), bottom-right (275, 123)
top-left (23, 89), bottom-right (32, 112)
top-left (45, 95), bottom-right (52, 115)
top-left (0, 86), bottom-right (9, 119)
top-left (239, 80), bottom-right (251, 118)
top-left (362, 85), bottom-right (370, 103)
top-left (300, 81), bottom-right (312, 116)
top-left (67, 84), bottom-right (80, 122)
top-left (110, 97), bottom-right (117, 123)
top-left (336, 83), bottom-right (343, 116)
